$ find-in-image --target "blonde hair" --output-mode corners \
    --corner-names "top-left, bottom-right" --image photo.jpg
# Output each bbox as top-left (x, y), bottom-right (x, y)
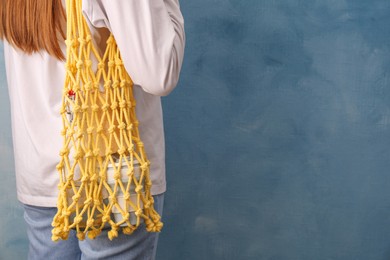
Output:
top-left (0, 0), bottom-right (66, 60)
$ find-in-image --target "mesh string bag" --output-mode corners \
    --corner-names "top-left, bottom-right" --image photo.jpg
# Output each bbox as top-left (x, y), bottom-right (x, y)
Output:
top-left (51, 0), bottom-right (163, 241)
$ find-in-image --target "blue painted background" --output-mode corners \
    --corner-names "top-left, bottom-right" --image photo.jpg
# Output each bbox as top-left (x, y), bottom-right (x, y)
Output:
top-left (1, 0), bottom-right (390, 259)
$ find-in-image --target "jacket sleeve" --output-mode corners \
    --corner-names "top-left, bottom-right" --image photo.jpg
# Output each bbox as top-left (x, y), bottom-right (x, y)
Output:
top-left (82, 0), bottom-right (186, 96)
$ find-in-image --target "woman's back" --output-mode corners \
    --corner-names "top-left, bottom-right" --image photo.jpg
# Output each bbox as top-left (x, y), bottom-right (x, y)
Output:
top-left (2, 0), bottom-right (185, 208)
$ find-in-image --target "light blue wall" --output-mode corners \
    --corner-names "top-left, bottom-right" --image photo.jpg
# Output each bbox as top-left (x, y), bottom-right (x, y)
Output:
top-left (2, 0), bottom-right (390, 259)
top-left (158, 0), bottom-right (390, 259)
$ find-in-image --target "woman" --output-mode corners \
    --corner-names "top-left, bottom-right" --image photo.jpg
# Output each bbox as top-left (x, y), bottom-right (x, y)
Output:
top-left (0, 0), bottom-right (185, 259)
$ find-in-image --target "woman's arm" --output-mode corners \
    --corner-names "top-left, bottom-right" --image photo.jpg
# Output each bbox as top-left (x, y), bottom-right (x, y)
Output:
top-left (82, 0), bottom-right (186, 96)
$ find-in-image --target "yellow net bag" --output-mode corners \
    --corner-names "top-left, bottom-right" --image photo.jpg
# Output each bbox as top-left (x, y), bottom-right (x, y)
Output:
top-left (51, 0), bottom-right (163, 241)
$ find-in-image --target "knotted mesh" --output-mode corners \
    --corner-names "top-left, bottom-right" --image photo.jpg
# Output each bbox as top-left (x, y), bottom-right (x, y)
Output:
top-left (51, 0), bottom-right (163, 241)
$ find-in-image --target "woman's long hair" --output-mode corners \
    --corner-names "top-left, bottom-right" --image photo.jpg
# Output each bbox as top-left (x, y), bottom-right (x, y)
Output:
top-left (0, 0), bottom-right (66, 60)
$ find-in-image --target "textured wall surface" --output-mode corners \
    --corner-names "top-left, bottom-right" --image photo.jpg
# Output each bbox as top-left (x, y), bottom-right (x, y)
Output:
top-left (1, 0), bottom-right (390, 259)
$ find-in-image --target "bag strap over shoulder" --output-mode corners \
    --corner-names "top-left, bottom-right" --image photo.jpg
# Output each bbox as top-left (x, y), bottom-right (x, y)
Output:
top-left (51, 0), bottom-right (163, 241)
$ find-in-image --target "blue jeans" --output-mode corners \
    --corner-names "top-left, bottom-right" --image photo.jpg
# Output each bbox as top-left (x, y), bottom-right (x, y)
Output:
top-left (22, 193), bottom-right (164, 260)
